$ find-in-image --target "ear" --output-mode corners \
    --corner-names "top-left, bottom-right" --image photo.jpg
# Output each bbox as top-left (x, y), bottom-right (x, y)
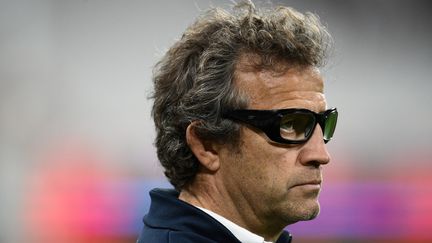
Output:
top-left (186, 122), bottom-right (220, 172)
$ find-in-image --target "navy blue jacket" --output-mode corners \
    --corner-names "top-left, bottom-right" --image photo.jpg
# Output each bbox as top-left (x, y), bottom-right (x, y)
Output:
top-left (137, 188), bottom-right (292, 243)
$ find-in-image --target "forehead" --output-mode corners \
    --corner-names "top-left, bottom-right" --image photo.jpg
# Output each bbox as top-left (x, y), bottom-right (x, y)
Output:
top-left (234, 57), bottom-right (326, 112)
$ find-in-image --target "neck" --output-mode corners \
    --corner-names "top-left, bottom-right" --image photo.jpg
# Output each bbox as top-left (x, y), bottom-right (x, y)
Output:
top-left (179, 173), bottom-right (284, 241)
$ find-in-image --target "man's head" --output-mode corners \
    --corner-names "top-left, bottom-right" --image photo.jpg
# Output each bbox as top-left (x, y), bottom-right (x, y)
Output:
top-left (151, 0), bottom-right (334, 231)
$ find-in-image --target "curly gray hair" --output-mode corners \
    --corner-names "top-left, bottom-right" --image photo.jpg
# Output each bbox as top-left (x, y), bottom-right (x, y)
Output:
top-left (151, 1), bottom-right (332, 190)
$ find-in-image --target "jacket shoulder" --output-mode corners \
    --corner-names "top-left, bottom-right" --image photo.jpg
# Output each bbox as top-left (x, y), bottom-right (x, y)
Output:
top-left (136, 227), bottom-right (168, 243)
top-left (137, 227), bottom-right (220, 243)
top-left (168, 231), bottom-right (220, 242)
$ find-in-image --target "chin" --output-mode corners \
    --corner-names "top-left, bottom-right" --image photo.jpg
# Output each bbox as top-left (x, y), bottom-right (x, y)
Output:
top-left (300, 201), bottom-right (321, 221)
top-left (304, 206), bottom-right (320, 220)
top-left (275, 193), bottom-right (322, 224)
top-left (286, 200), bottom-right (321, 223)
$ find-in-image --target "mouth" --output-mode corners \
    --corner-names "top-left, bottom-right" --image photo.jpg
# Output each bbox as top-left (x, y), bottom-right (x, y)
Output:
top-left (292, 180), bottom-right (322, 189)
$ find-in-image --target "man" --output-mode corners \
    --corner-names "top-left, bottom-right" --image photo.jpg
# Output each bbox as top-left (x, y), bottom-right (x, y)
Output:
top-left (137, 1), bottom-right (338, 242)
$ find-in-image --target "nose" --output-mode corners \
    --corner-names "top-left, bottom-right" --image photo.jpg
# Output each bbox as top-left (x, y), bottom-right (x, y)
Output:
top-left (298, 124), bottom-right (331, 167)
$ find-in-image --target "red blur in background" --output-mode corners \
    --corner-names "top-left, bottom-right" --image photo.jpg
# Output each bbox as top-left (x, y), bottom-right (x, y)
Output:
top-left (23, 144), bottom-right (432, 243)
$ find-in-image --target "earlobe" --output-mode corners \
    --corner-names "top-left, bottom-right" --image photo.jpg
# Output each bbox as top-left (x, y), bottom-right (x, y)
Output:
top-left (186, 123), bottom-right (220, 172)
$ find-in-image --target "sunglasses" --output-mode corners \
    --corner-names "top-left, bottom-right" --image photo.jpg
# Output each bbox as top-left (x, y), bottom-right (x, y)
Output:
top-left (223, 107), bottom-right (338, 144)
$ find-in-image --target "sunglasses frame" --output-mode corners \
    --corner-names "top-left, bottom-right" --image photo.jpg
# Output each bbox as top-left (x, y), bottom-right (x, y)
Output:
top-left (223, 107), bottom-right (338, 144)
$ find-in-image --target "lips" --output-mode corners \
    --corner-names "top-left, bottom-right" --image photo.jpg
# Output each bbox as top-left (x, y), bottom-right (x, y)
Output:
top-left (292, 180), bottom-right (322, 188)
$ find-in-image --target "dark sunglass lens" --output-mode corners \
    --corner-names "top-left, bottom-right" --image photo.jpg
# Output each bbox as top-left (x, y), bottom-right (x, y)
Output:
top-left (280, 113), bottom-right (315, 141)
top-left (323, 111), bottom-right (338, 140)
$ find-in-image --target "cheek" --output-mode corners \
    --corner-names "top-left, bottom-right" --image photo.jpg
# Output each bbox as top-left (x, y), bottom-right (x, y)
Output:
top-left (239, 130), bottom-right (300, 189)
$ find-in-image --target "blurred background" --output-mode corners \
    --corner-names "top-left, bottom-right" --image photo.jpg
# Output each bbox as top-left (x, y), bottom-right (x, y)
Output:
top-left (1, 0), bottom-right (431, 242)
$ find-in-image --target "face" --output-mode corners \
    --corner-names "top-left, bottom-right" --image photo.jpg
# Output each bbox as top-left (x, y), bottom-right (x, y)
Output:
top-left (218, 61), bottom-right (331, 228)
